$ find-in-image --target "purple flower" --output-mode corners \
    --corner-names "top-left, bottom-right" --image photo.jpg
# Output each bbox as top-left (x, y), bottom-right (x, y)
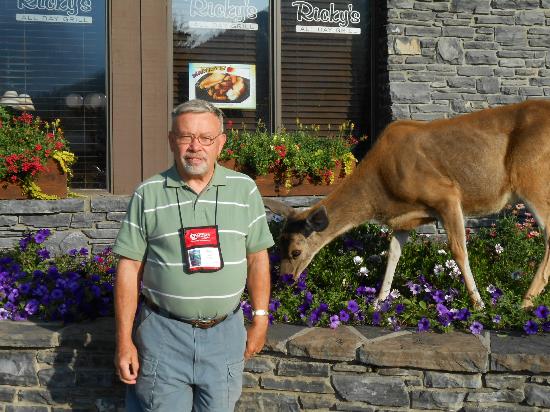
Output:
top-left (406, 281), bottom-right (421, 296)
top-left (68, 248), bottom-right (78, 257)
top-left (79, 248), bottom-right (89, 256)
top-left (329, 315), bottom-right (340, 329)
top-left (280, 274), bottom-right (294, 286)
top-left (339, 310), bottom-right (350, 323)
top-left (388, 316), bottom-right (400, 331)
top-left (492, 315), bottom-right (502, 324)
top-left (240, 301), bottom-right (252, 320)
top-left (13, 311), bottom-right (28, 321)
top-left (469, 321), bottom-right (484, 335)
top-left (8, 289), bottom-right (20, 302)
top-left (33, 284), bottom-right (48, 297)
top-left (356, 286), bottom-right (367, 296)
top-left (534, 305), bottom-right (549, 320)
top-left (304, 291), bottom-right (313, 304)
top-left (347, 299), bottom-right (359, 313)
top-left (19, 235), bottom-right (31, 251)
top-left (318, 303), bottom-right (329, 313)
top-left (542, 322), bottom-right (550, 332)
top-left (417, 317), bottom-right (430, 332)
top-left (436, 303), bottom-right (450, 317)
top-left (343, 236), bottom-right (364, 251)
top-left (269, 299), bottom-right (281, 312)
top-left (57, 304), bottom-right (68, 315)
top-left (372, 311), bottom-right (381, 326)
top-left (455, 308), bottom-right (471, 322)
top-left (431, 290), bottom-right (446, 304)
top-left (91, 285), bottom-right (101, 298)
top-left (19, 283), bottom-right (31, 295)
top-left (308, 310), bottom-right (320, 326)
top-left (37, 249), bottom-right (50, 260)
top-left (25, 299), bottom-right (40, 315)
top-left (269, 252), bottom-right (281, 265)
top-left (34, 231), bottom-right (47, 244)
top-left (0, 308), bottom-right (9, 320)
top-left (379, 300), bottom-right (391, 313)
top-left (523, 320), bottom-right (539, 335)
top-left (50, 288), bottom-right (64, 300)
top-left (395, 303), bottom-right (405, 315)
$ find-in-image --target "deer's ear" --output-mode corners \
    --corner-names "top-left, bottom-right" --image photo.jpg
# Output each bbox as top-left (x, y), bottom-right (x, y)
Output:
top-left (306, 206), bottom-right (329, 233)
top-left (263, 198), bottom-right (296, 218)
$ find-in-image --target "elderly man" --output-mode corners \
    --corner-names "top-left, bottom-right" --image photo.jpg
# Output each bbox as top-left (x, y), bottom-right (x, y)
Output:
top-left (113, 99), bottom-right (273, 411)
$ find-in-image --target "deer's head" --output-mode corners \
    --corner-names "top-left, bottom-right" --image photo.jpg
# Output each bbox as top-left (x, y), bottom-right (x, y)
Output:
top-left (264, 199), bottom-right (329, 278)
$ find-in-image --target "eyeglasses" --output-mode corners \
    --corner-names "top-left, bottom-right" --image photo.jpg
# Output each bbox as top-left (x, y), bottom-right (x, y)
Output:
top-left (172, 132), bottom-right (222, 146)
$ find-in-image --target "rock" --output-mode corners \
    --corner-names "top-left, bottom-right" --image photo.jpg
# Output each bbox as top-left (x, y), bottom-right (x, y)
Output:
top-left (411, 390), bottom-right (465, 411)
top-left (332, 375), bottom-right (408, 406)
top-left (490, 332), bottom-right (550, 373)
top-left (0, 351), bottom-right (38, 386)
top-left (287, 326), bottom-right (365, 361)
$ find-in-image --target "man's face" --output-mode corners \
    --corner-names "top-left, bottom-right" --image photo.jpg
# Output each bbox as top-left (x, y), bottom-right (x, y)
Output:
top-left (169, 112), bottom-right (226, 179)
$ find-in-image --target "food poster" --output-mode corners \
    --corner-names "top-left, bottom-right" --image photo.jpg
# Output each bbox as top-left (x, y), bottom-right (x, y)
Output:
top-left (189, 63), bottom-right (256, 109)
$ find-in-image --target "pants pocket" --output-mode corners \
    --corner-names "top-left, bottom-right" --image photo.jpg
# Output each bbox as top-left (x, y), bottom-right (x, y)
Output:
top-left (135, 356), bottom-right (159, 412)
top-left (227, 359), bottom-right (244, 407)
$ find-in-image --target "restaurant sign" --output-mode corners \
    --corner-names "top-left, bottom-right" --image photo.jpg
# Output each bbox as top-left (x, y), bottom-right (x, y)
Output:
top-left (188, 0), bottom-right (259, 31)
top-left (291, 1), bottom-right (361, 35)
top-left (15, 0), bottom-right (93, 24)
top-left (189, 63), bottom-right (256, 109)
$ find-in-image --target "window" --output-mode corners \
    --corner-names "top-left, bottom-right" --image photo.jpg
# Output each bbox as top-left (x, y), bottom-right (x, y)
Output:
top-left (0, 0), bottom-right (108, 188)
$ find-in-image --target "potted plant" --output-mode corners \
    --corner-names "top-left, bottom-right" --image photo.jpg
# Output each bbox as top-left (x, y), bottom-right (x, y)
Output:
top-left (0, 106), bottom-right (76, 199)
top-left (219, 120), bottom-right (361, 195)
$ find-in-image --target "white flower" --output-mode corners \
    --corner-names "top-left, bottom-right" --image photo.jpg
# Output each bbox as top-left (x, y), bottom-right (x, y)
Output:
top-left (445, 259), bottom-right (457, 269)
top-left (358, 266), bottom-right (369, 276)
top-left (390, 289), bottom-right (400, 299)
top-left (353, 256), bottom-right (364, 265)
top-left (380, 251), bottom-right (387, 256)
top-left (495, 244), bottom-right (504, 255)
top-left (433, 264), bottom-right (444, 275)
top-left (437, 249), bottom-right (447, 255)
top-left (380, 227), bottom-right (389, 233)
top-left (487, 284), bottom-right (496, 293)
top-left (342, 278), bottom-right (348, 286)
top-left (451, 266), bottom-right (462, 277)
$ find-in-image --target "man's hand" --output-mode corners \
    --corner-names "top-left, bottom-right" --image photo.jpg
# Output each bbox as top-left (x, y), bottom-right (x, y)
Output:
top-left (115, 341), bottom-right (140, 384)
top-left (244, 316), bottom-right (269, 360)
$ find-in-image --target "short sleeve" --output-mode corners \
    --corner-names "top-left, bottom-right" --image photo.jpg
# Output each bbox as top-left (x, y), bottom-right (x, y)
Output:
top-left (246, 184), bottom-right (275, 254)
top-left (112, 191), bottom-right (148, 261)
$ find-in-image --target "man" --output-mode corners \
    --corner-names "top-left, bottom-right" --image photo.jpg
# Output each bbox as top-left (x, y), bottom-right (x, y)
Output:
top-left (113, 99), bottom-right (274, 411)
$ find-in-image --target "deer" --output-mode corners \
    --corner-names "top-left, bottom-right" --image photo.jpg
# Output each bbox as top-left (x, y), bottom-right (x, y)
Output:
top-left (264, 99), bottom-right (550, 310)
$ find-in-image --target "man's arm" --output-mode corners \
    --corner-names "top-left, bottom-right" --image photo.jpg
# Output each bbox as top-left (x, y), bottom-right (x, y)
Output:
top-left (114, 257), bottom-right (144, 384)
top-left (244, 249), bottom-right (270, 360)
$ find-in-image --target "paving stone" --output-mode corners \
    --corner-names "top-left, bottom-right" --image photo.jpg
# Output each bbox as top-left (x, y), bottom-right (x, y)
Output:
top-left (490, 332), bottom-right (550, 373)
top-left (0, 216), bottom-right (18, 226)
top-left (484, 374), bottom-right (527, 389)
top-left (19, 213), bottom-right (72, 228)
top-left (390, 83), bottom-right (431, 104)
top-left (410, 390), bottom-right (466, 411)
top-left (82, 229), bottom-right (119, 239)
top-left (299, 393), bottom-right (337, 409)
top-left (359, 332), bottom-right (488, 372)
top-left (236, 391), bottom-right (300, 412)
top-left (244, 357), bottom-right (275, 373)
top-left (524, 383), bottom-right (550, 408)
top-left (91, 196), bottom-right (131, 212)
top-left (466, 389), bottom-right (524, 403)
top-left (70, 212), bottom-right (105, 228)
top-left (96, 221), bottom-right (121, 229)
top-left (0, 199), bottom-right (84, 215)
top-left (0, 351), bottom-right (38, 386)
top-left (106, 211), bottom-right (127, 222)
top-left (278, 360), bottom-right (330, 377)
top-left (332, 375), bottom-right (408, 406)
top-left (264, 324), bottom-right (307, 354)
top-left (260, 374), bottom-right (333, 393)
top-left (287, 327), bottom-right (364, 361)
top-left (0, 321), bottom-right (60, 348)
top-left (425, 371), bottom-right (482, 388)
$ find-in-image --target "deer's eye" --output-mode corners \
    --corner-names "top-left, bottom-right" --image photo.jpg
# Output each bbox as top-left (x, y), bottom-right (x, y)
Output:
top-left (291, 250), bottom-right (301, 258)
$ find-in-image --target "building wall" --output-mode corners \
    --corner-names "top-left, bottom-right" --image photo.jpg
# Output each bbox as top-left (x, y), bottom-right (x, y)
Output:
top-left (386, 0), bottom-right (550, 121)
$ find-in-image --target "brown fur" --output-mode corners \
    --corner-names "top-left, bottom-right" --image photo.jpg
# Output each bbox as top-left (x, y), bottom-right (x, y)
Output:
top-left (265, 100), bottom-right (550, 309)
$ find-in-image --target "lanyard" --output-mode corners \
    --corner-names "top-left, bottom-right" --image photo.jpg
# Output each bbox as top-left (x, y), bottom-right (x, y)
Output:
top-left (175, 185), bottom-right (220, 229)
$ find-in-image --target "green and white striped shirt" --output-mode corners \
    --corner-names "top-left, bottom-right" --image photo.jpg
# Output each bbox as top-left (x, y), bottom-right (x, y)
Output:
top-left (113, 163), bottom-right (274, 319)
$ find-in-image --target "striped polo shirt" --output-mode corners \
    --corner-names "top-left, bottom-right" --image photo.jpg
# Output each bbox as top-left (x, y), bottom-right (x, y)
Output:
top-left (113, 163), bottom-right (274, 319)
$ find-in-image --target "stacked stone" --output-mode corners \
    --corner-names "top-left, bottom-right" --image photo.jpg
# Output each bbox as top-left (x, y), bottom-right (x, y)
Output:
top-left (0, 197), bottom-right (130, 255)
top-left (387, 0), bottom-right (550, 121)
top-left (1, 320), bottom-right (549, 411)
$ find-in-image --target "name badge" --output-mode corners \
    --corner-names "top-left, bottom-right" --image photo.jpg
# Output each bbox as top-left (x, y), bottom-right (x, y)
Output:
top-left (182, 226), bottom-right (224, 273)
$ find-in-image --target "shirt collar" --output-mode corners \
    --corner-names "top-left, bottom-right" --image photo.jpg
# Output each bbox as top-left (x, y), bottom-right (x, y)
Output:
top-left (164, 163), bottom-right (227, 189)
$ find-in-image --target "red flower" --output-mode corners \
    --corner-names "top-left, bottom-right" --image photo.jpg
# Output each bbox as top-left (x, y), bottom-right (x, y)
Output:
top-left (17, 112), bottom-right (33, 125)
top-left (226, 149), bottom-right (234, 156)
top-left (35, 144), bottom-right (42, 151)
top-left (9, 175), bottom-right (17, 183)
top-left (274, 145), bottom-right (287, 158)
top-left (54, 141), bottom-right (64, 150)
top-left (47, 133), bottom-right (54, 140)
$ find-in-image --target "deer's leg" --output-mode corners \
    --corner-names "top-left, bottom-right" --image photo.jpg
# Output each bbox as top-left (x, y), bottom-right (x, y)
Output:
top-left (438, 200), bottom-right (485, 310)
top-left (376, 230), bottom-right (408, 302)
top-left (521, 205), bottom-right (549, 308)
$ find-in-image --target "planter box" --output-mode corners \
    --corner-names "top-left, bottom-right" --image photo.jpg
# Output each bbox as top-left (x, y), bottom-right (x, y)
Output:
top-left (219, 159), bottom-right (351, 197)
top-left (0, 158), bottom-right (68, 199)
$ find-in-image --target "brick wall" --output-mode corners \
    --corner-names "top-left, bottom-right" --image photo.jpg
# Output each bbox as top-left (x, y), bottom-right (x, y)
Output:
top-left (1, 319), bottom-right (549, 411)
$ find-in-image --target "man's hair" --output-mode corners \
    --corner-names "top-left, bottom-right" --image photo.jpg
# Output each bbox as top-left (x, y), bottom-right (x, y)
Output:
top-left (171, 99), bottom-right (224, 133)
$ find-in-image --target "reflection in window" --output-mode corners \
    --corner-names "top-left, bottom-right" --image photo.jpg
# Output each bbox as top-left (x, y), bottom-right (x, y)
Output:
top-left (0, 0), bottom-right (108, 189)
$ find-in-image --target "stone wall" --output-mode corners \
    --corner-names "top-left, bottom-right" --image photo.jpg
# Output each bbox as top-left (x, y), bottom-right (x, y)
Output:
top-left (387, 0), bottom-right (550, 120)
top-left (1, 319), bottom-right (549, 411)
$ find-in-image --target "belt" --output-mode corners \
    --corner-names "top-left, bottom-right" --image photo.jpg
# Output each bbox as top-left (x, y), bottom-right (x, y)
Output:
top-left (144, 298), bottom-right (236, 329)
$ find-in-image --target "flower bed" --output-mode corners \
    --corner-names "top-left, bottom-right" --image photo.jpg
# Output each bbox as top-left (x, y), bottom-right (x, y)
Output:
top-left (0, 205), bottom-right (548, 335)
top-left (0, 107), bottom-right (75, 199)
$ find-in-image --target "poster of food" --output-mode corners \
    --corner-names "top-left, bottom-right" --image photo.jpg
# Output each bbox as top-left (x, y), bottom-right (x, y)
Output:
top-left (189, 63), bottom-right (256, 109)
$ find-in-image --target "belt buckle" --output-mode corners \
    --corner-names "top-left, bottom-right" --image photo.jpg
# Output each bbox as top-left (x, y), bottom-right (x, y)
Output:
top-left (192, 317), bottom-right (217, 329)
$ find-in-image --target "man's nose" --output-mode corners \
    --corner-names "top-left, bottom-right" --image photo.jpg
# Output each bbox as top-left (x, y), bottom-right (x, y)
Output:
top-left (187, 137), bottom-right (202, 151)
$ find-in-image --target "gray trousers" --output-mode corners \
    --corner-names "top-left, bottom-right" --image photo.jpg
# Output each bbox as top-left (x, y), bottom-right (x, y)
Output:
top-left (125, 304), bottom-right (246, 412)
